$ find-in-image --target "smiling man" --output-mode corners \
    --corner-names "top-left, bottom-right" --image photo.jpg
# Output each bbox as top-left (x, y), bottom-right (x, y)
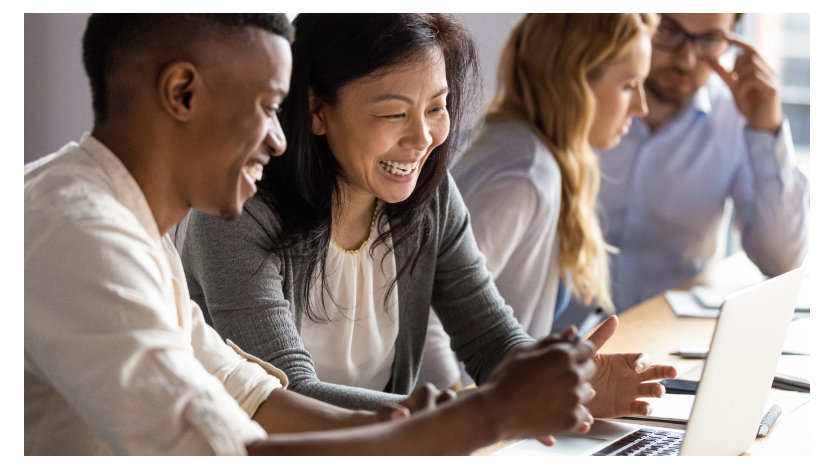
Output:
top-left (585, 13), bottom-right (809, 313)
top-left (25, 13), bottom-right (605, 456)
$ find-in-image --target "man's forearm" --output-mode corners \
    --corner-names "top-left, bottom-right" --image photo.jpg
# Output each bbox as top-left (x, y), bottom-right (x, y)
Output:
top-left (247, 391), bottom-right (496, 455)
top-left (740, 124), bottom-right (809, 275)
top-left (252, 388), bottom-right (378, 434)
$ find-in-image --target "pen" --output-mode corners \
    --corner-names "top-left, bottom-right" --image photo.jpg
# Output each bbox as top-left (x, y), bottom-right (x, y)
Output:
top-left (671, 350), bottom-right (808, 359)
top-left (670, 350), bottom-right (707, 359)
top-left (757, 404), bottom-right (782, 438)
top-left (577, 307), bottom-right (608, 338)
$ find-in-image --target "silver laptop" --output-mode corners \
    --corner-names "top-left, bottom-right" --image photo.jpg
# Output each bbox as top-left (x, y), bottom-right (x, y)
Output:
top-left (493, 267), bottom-right (805, 456)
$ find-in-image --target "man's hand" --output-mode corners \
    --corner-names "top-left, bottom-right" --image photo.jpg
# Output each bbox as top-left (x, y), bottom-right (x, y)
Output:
top-left (708, 36), bottom-right (782, 135)
top-left (584, 316), bottom-right (678, 419)
top-left (479, 334), bottom-right (596, 443)
top-left (376, 384), bottom-right (457, 421)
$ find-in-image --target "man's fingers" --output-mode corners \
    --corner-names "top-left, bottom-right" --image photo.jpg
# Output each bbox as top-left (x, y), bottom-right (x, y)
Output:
top-left (390, 407), bottom-right (410, 420)
top-left (521, 337), bottom-right (595, 377)
top-left (728, 35), bottom-right (756, 53)
top-left (734, 55), bottom-right (777, 88)
top-left (535, 325), bottom-right (579, 349)
top-left (436, 388), bottom-right (457, 404)
top-left (400, 383), bottom-right (454, 413)
top-left (579, 381), bottom-right (596, 404)
top-left (707, 58), bottom-right (736, 89)
top-left (559, 325), bottom-right (579, 341)
top-left (536, 435), bottom-right (557, 446)
top-left (574, 405), bottom-right (594, 432)
top-left (377, 403), bottom-right (410, 421)
top-left (574, 421), bottom-right (592, 434)
top-left (534, 331), bottom-right (575, 350)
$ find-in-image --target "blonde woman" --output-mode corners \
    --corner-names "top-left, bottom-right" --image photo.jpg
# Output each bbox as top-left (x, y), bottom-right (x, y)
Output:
top-left (420, 13), bottom-right (657, 388)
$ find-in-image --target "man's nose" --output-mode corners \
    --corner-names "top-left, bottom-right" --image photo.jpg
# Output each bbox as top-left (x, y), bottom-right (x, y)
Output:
top-left (265, 123), bottom-right (286, 157)
top-left (674, 39), bottom-right (699, 70)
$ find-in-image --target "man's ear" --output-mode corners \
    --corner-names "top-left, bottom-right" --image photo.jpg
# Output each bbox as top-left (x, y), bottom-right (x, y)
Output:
top-left (159, 61), bottom-right (200, 121)
top-left (309, 87), bottom-right (327, 136)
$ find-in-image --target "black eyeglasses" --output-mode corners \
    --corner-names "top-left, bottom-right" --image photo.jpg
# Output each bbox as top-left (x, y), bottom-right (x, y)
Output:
top-left (652, 15), bottom-right (732, 60)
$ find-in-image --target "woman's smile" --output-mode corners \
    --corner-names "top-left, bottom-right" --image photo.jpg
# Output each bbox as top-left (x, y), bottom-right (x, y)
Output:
top-left (378, 159), bottom-right (420, 177)
top-left (310, 47), bottom-right (450, 205)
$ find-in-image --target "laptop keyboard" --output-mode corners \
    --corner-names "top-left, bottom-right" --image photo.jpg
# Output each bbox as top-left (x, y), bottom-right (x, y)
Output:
top-left (592, 428), bottom-right (684, 456)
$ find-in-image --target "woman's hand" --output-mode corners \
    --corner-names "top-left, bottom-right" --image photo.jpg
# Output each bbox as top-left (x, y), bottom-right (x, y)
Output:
top-left (376, 384), bottom-right (458, 421)
top-left (583, 316), bottom-right (678, 419)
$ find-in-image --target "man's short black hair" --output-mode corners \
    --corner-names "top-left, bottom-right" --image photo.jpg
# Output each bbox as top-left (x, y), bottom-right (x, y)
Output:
top-left (82, 14), bottom-right (294, 124)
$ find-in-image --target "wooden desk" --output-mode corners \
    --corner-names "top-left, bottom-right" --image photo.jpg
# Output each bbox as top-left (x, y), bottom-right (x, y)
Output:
top-left (598, 284), bottom-right (810, 455)
top-left (474, 253), bottom-right (810, 456)
top-left (596, 294), bottom-right (715, 380)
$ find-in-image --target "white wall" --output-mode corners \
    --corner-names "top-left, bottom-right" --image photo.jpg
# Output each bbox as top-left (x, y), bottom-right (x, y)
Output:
top-left (457, 13), bottom-right (523, 112)
top-left (25, 13), bottom-right (92, 163)
top-left (23, 13), bottom-right (521, 164)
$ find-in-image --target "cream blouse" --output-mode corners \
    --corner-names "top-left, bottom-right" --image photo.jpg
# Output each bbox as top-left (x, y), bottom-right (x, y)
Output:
top-left (300, 202), bottom-right (399, 391)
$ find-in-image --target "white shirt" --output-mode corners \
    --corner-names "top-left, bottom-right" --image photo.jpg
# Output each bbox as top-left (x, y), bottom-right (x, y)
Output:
top-left (24, 134), bottom-right (285, 455)
top-left (452, 121), bottom-right (562, 336)
top-left (300, 203), bottom-right (399, 391)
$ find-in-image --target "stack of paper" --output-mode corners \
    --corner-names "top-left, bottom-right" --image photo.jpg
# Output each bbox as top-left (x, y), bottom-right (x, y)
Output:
top-left (664, 290), bottom-right (719, 318)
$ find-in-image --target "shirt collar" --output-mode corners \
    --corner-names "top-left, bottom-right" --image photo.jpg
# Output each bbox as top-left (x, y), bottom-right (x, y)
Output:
top-left (691, 84), bottom-right (713, 115)
top-left (633, 81), bottom-right (714, 135)
top-left (78, 132), bottom-right (163, 245)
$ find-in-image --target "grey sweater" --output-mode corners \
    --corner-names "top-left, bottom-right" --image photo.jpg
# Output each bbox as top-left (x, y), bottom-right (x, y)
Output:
top-left (181, 173), bottom-right (533, 410)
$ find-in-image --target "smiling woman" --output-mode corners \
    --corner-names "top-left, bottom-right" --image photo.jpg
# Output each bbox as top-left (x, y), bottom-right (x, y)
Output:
top-left (179, 13), bottom-right (675, 415)
top-left (418, 13), bottom-right (658, 389)
top-left (181, 13), bottom-right (493, 410)
top-left (308, 46), bottom-right (450, 219)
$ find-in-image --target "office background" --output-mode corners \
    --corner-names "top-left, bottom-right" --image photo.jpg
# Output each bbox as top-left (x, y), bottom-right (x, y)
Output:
top-left (24, 13), bottom-right (810, 169)
top-left (22, 13), bottom-right (524, 164)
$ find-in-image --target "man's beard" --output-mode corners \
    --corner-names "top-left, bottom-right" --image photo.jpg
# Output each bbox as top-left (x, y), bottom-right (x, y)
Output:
top-left (645, 66), bottom-right (696, 106)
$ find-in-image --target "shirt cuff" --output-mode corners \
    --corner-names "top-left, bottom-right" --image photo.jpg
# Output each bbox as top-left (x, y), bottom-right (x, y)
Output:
top-left (226, 338), bottom-right (289, 387)
top-left (183, 396), bottom-right (268, 455)
top-left (222, 339), bottom-right (288, 418)
top-left (744, 118), bottom-right (795, 180)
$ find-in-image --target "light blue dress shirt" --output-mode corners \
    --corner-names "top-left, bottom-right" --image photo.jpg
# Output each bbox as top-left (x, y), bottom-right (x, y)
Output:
top-left (596, 76), bottom-right (809, 312)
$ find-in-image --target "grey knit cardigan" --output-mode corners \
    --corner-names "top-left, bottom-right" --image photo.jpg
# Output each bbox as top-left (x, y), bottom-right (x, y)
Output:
top-left (181, 172), bottom-right (533, 410)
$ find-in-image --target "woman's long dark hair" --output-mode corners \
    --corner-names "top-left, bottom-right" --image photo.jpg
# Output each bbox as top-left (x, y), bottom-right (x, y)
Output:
top-left (258, 13), bottom-right (480, 321)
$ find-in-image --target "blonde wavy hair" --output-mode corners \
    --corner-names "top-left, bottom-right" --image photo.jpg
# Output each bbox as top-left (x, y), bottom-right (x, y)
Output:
top-left (487, 13), bottom-right (657, 312)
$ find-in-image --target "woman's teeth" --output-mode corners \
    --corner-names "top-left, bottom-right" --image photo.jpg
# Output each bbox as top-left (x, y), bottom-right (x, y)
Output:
top-left (380, 160), bottom-right (418, 176)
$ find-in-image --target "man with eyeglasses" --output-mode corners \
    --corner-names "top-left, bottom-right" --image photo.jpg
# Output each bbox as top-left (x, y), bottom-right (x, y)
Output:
top-left (573, 13), bottom-right (809, 316)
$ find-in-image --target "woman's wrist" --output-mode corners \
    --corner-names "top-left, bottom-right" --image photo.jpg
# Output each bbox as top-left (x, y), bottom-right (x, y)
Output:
top-left (341, 409), bottom-right (379, 428)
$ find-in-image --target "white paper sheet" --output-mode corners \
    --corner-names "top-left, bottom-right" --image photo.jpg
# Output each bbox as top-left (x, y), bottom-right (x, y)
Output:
top-left (664, 290), bottom-right (720, 318)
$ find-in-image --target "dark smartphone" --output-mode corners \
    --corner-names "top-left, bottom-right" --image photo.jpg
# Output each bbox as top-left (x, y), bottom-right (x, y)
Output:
top-left (660, 378), bottom-right (699, 395)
